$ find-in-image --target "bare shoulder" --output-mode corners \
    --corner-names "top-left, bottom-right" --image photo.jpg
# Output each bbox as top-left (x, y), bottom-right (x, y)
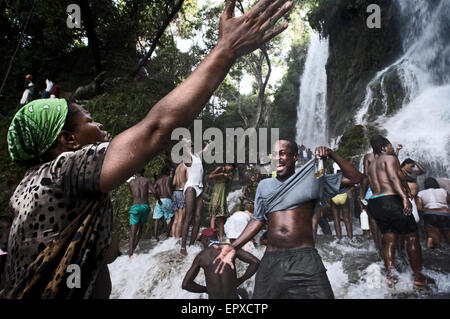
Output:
top-left (364, 153), bottom-right (374, 161)
top-left (383, 155), bottom-right (397, 164)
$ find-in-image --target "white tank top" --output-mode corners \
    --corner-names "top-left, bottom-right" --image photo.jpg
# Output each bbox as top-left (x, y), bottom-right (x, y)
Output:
top-left (184, 153), bottom-right (203, 188)
top-left (418, 188), bottom-right (449, 210)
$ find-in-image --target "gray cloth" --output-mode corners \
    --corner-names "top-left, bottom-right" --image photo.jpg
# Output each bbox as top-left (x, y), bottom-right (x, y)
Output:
top-left (252, 247), bottom-right (334, 299)
top-left (253, 159), bottom-right (343, 221)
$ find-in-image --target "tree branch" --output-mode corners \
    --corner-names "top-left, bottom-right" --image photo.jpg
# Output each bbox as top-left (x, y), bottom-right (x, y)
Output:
top-left (130, 0), bottom-right (184, 77)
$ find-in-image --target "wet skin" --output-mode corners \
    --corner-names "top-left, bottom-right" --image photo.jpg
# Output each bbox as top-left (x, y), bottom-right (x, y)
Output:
top-left (214, 140), bottom-right (362, 274)
top-left (182, 236), bottom-right (259, 299)
top-left (367, 143), bottom-right (433, 287)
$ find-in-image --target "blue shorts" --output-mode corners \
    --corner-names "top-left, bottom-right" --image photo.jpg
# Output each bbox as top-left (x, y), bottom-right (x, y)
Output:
top-left (153, 198), bottom-right (174, 220)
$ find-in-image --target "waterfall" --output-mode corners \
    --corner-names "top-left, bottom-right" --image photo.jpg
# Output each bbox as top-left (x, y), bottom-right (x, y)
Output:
top-left (296, 32), bottom-right (330, 150)
top-left (356, 0), bottom-right (450, 177)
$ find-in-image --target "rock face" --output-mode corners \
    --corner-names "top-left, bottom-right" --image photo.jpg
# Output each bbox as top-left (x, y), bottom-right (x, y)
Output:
top-left (308, 0), bottom-right (403, 138)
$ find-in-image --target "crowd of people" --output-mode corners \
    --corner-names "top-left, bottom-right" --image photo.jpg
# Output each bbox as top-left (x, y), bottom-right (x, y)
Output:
top-left (0, 0), bottom-right (449, 300)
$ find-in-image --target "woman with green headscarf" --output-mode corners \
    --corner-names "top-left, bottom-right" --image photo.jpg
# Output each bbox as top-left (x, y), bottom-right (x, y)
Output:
top-left (2, 0), bottom-right (292, 298)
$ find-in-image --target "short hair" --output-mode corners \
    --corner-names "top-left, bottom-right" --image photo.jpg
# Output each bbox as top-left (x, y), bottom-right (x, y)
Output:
top-left (370, 135), bottom-right (390, 155)
top-left (424, 177), bottom-right (440, 189)
top-left (278, 139), bottom-right (298, 155)
top-left (400, 158), bottom-right (415, 168)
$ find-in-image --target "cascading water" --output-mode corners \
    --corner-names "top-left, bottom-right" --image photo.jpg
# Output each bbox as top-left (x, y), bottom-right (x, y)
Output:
top-left (296, 32), bottom-right (330, 149)
top-left (109, 188), bottom-right (450, 299)
top-left (356, 0), bottom-right (450, 177)
top-left (108, 2), bottom-right (450, 298)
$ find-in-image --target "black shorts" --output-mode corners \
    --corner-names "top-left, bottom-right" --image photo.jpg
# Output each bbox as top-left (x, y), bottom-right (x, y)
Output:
top-left (253, 247), bottom-right (334, 299)
top-left (368, 195), bottom-right (417, 234)
top-left (423, 212), bottom-right (450, 230)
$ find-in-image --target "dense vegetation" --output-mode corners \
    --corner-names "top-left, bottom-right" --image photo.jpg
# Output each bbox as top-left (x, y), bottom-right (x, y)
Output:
top-left (0, 0), bottom-right (312, 239)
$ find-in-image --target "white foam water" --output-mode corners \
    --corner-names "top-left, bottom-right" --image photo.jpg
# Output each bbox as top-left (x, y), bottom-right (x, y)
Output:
top-left (109, 229), bottom-right (450, 299)
top-left (356, 0), bottom-right (450, 177)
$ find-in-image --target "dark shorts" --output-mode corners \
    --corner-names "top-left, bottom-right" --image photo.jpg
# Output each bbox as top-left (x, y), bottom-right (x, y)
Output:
top-left (253, 247), bottom-right (334, 299)
top-left (172, 190), bottom-right (185, 211)
top-left (368, 195), bottom-right (417, 234)
top-left (423, 212), bottom-right (450, 230)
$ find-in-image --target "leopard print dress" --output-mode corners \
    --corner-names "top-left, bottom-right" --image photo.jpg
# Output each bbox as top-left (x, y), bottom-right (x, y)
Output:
top-left (4, 142), bottom-right (113, 298)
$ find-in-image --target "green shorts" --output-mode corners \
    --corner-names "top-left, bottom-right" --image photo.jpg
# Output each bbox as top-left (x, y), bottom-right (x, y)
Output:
top-left (129, 204), bottom-right (150, 225)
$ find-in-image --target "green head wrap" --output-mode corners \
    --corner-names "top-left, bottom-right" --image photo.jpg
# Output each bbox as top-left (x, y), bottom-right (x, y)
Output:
top-left (7, 98), bottom-right (69, 162)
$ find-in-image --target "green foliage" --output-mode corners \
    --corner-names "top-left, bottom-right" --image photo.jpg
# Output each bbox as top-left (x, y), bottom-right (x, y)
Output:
top-left (336, 125), bottom-right (367, 164)
top-left (335, 124), bottom-right (386, 167)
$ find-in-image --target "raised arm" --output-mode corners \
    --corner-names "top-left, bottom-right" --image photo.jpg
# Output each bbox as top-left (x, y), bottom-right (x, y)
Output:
top-left (181, 255), bottom-right (207, 293)
top-left (315, 147), bottom-right (363, 187)
top-left (395, 144), bottom-right (403, 157)
top-left (235, 249), bottom-right (260, 286)
top-left (414, 160), bottom-right (426, 176)
top-left (99, 0), bottom-right (292, 192)
top-left (208, 167), bottom-right (224, 179)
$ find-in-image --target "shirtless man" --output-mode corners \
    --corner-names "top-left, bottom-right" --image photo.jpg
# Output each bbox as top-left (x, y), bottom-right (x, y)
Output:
top-left (214, 140), bottom-right (362, 298)
top-left (182, 228), bottom-right (259, 299)
top-left (127, 169), bottom-right (161, 258)
top-left (153, 167), bottom-right (174, 241)
top-left (172, 163), bottom-right (187, 238)
top-left (366, 135), bottom-right (432, 287)
top-left (360, 152), bottom-right (384, 256)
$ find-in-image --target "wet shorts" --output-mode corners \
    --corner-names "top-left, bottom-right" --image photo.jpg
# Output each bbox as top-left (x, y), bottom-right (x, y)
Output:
top-left (253, 247), bottom-right (334, 299)
top-left (172, 189), bottom-right (185, 211)
top-left (368, 195), bottom-right (417, 234)
top-left (129, 204), bottom-right (150, 225)
top-left (423, 212), bottom-right (450, 230)
top-left (153, 198), bottom-right (174, 221)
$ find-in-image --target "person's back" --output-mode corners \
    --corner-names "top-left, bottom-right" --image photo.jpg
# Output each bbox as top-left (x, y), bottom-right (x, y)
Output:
top-left (368, 154), bottom-right (398, 196)
top-left (182, 229), bottom-right (259, 299)
top-left (155, 175), bottom-right (172, 199)
top-left (197, 246), bottom-right (239, 299)
top-left (129, 176), bottom-right (150, 205)
top-left (418, 188), bottom-right (448, 210)
top-left (173, 163), bottom-right (187, 190)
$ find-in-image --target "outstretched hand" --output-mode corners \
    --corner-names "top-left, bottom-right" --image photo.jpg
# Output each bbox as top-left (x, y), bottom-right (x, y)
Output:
top-left (217, 0), bottom-right (292, 59)
top-left (213, 244), bottom-right (236, 274)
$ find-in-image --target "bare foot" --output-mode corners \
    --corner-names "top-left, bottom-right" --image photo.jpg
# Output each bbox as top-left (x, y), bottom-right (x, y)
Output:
top-left (413, 273), bottom-right (435, 288)
top-left (180, 247), bottom-right (187, 257)
top-left (386, 273), bottom-right (398, 288)
top-left (129, 254), bottom-right (135, 260)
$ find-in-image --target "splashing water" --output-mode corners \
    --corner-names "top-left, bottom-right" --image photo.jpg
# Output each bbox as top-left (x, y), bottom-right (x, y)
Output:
top-left (109, 220), bottom-right (450, 299)
top-left (296, 32), bottom-right (330, 150)
top-left (356, 0), bottom-right (450, 177)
